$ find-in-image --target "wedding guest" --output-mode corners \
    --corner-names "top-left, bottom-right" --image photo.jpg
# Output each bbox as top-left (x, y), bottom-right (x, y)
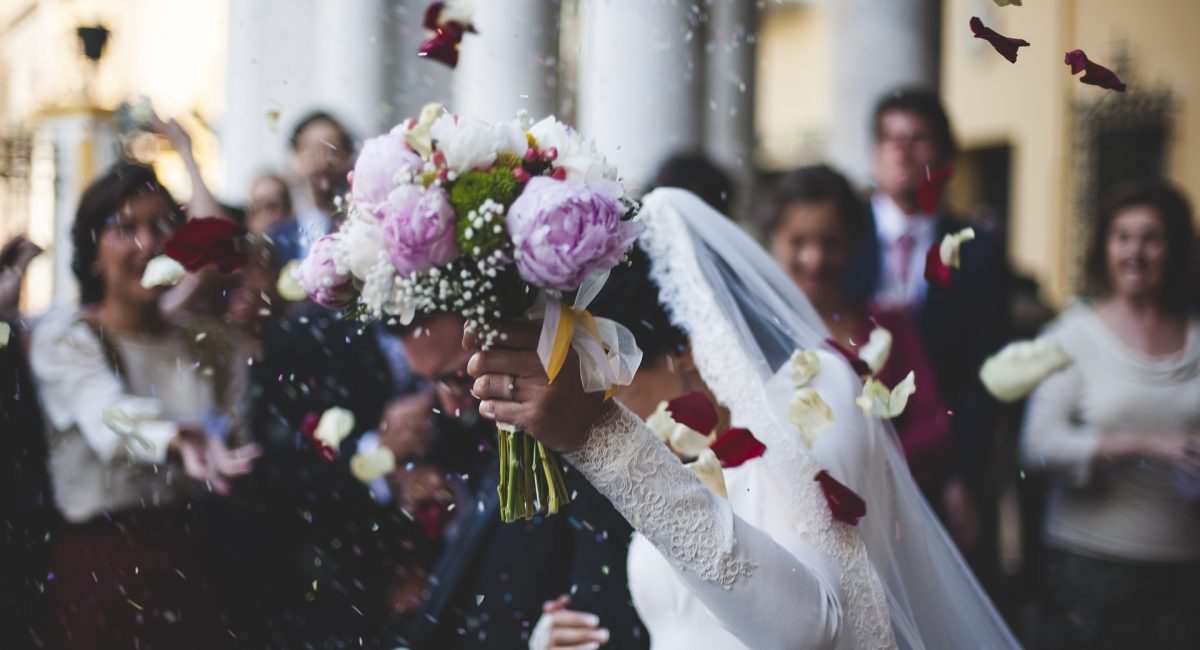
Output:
top-left (0, 235), bottom-right (43, 320)
top-left (766, 165), bottom-right (953, 500)
top-left (851, 87), bottom-right (1012, 570)
top-left (271, 111), bottom-right (355, 262)
top-left (247, 172), bottom-right (294, 236)
top-left (29, 162), bottom-right (260, 649)
top-left (1021, 181), bottom-right (1200, 650)
top-left (395, 314), bottom-right (648, 650)
top-left (652, 152), bottom-right (735, 216)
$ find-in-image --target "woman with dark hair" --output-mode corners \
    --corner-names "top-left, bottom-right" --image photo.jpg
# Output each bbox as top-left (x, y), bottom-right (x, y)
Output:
top-left (29, 162), bottom-right (259, 649)
top-left (1021, 181), bottom-right (1200, 649)
top-left (764, 165), bottom-right (953, 501)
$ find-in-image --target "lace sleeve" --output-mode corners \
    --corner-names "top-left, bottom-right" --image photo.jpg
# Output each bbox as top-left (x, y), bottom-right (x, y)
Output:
top-left (565, 402), bottom-right (844, 650)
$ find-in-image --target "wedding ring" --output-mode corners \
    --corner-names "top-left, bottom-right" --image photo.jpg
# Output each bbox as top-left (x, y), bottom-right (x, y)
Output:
top-left (505, 376), bottom-right (517, 401)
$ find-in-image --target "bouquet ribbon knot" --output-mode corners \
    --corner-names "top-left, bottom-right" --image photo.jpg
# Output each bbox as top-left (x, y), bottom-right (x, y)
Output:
top-left (536, 271), bottom-right (642, 400)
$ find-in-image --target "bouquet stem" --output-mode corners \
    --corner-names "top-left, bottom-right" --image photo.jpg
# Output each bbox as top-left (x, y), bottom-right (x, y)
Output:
top-left (496, 423), bottom-right (571, 522)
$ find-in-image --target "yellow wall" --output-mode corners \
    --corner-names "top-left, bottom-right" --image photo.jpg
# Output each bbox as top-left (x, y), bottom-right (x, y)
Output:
top-left (755, 4), bottom-right (829, 169)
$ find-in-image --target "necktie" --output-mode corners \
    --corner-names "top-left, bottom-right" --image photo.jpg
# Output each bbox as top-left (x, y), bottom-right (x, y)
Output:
top-left (893, 232), bottom-right (916, 297)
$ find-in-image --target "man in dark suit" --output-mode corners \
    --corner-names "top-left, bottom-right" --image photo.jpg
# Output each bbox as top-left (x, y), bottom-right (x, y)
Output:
top-left (268, 111), bottom-right (355, 263)
top-left (851, 88), bottom-right (1012, 585)
top-left (395, 314), bottom-right (648, 650)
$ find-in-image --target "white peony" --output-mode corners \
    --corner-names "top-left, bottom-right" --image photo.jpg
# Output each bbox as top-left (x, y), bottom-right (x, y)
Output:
top-left (528, 116), bottom-right (618, 183)
top-left (858, 327), bottom-right (893, 375)
top-left (140, 255), bottom-right (186, 289)
top-left (314, 406), bottom-right (356, 451)
top-left (351, 446), bottom-right (398, 482)
top-left (788, 387), bottom-right (834, 448)
top-left (686, 448), bottom-right (727, 498)
top-left (430, 114), bottom-right (500, 173)
top-left (493, 119), bottom-right (530, 158)
top-left (276, 260), bottom-right (307, 302)
top-left (980, 336), bottom-right (1071, 402)
top-left (789, 349), bottom-right (821, 388)
top-left (939, 227), bottom-right (976, 269)
top-left (856, 371), bottom-right (917, 419)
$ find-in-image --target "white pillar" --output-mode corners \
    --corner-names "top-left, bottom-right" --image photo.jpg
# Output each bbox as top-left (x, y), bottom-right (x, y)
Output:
top-left (311, 0), bottom-right (389, 140)
top-left (578, 0), bottom-right (704, 192)
top-left (704, 0), bottom-right (757, 219)
top-left (828, 0), bottom-right (939, 184)
top-left (454, 0), bottom-right (559, 122)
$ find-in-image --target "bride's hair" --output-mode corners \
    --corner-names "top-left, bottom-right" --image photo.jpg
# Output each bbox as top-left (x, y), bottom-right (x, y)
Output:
top-left (589, 244), bottom-right (687, 361)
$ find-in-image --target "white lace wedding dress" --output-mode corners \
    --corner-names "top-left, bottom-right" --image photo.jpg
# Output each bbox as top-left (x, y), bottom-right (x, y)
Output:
top-left (557, 189), bottom-right (1018, 650)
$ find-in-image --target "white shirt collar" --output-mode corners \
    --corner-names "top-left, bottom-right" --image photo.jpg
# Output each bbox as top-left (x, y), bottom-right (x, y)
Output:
top-left (872, 192), bottom-right (937, 245)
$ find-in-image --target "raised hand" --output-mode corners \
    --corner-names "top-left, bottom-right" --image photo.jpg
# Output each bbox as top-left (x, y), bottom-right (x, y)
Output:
top-left (529, 594), bottom-right (611, 650)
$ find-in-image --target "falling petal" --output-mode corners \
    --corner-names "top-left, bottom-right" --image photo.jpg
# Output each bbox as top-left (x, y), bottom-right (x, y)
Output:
top-left (916, 166), bottom-right (954, 215)
top-left (969, 17), bottom-right (1030, 63)
top-left (980, 336), bottom-right (1072, 402)
top-left (140, 255), bottom-right (186, 288)
top-left (686, 448), bottom-right (728, 498)
top-left (815, 470), bottom-right (867, 525)
top-left (857, 327), bottom-right (893, 375)
top-left (708, 427), bottom-right (766, 468)
top-left (1064, 49), bottom-right (1127, 92)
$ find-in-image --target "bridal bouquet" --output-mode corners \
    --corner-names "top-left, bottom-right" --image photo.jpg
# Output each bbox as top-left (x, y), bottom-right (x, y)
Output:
top-left (298, 104), bottom-right (642, 522)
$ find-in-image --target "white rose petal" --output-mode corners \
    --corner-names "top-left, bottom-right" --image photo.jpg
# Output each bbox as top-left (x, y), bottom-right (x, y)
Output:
top-left (856, 371), bottom-right (917, 419)
top-left (351, 446), bottom-right (397, 482)
top-left (788, 387), bottom-right (833, 448)
top-left (402, 103), bottom-right (443, 159)
top-left (140, 255), bottom-right (186, 288)
top-left (858, 327), bottom-right (893, 375)
top-left (493, 120), bottom-right (529, 158)
top-left (646, 401), bottom-right (677, 444)
top-left (939, 227), bottom-right (976, 269)
top-left (0, 322), bottom-right (10, 349)
top-left (645, 400), bottom-right (713, 458)
top-left (314, 406), bottom-right (356, 450)
top-left (789, 350), bottom-right (821, 388)
top-left (276, 260), bottom-right (307, 302)
top-left (980, 336), bottom-right (1072, 402)
top-left (686, 448), bottom-right (727, 499)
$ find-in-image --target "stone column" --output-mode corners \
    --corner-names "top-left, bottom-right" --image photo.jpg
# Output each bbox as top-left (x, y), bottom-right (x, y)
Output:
top-left (389, 0), bottom-right (456, 121)
top-left (704, 0), bottom-right (758, 219)
top-left (454, 0), bottom-right (559, 122)
top-left (311, 0), bottom-right (389, 139)
top-left (577, 0), bottom-right (704, 192)
top-left (828, 0), bottom-right (940, 183)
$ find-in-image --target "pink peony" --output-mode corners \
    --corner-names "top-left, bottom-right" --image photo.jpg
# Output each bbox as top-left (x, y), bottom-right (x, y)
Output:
top-left (380, 184), bottom-right (460, 276)
top-left (352, 132), bottom-right (423, 209)
top-left (507, 177), bottom-right (640, 291)
top-left (299, 235), bottom-right (356, 308)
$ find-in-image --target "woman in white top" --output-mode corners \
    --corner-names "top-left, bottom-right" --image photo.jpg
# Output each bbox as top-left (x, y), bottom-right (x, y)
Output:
top-left (1022, 181), bottom-right (1200, 649)
top-left (470, 189), bottom-right (1017, 649)
top-left (31, 162), bottom-right (259, 649)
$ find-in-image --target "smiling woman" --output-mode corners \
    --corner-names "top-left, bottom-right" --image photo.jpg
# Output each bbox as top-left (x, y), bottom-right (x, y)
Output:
top-left (29, 163), bottom-right (260, 649)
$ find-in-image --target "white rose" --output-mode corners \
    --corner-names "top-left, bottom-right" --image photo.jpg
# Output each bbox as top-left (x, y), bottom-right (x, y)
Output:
top-left (686, 448), bottom-right (727, 498)
top-left (493, 119), bottom-right (529, 158)
top-left (858, 327), bottom-right (893, 375)
top-left (856, 371), bottom-right (917, 419)
top-left (140, 255), bottom-right (186, 288)
top-left (314, 406), bottom-right (356, 450)
top-left (351, 446), bottom-right (398, 482)
top-left (430, 114), bottom-right (499, 173)
top-left (788, 387), bottom-right (833, 448)
top-left (980, 336), bottom-right (1071, 402)
top-left (528, 116), bottom-right (618, 183)
top-left (336, 212), bottom-right (388, 280)
top-left (939, 227), bottom-right (976, 269)
top-left (789, 349), bottom-right (821, 388)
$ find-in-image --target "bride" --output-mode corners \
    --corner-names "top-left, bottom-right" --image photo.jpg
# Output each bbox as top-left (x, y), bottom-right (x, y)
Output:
top-left (467, 189), bottom-right (1018, 649)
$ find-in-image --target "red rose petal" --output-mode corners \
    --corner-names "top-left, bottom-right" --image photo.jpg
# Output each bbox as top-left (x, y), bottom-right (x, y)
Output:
top-left (666, 390), bottom-right (719, 436)
top-left (163, 216), bottom-right (247, 273)
top-left (923, 241), bottom-right (953, 288)
top-left (815, 470), bottom-right (867, 525)
top-left (969, 17), bottom-right (1030, 64)
top-left (824, 338), bottom-right (872, 377)
top-left (916, 166), bottom-right (954, 215)
top-left (709, 427), bottom-right (766, 468)
top-left (299, 411), bottom-right (337, 462)
top-left (1064, 49), bottom-right (1127, 92)
top-left (417, 3), bottom-right (474, 69)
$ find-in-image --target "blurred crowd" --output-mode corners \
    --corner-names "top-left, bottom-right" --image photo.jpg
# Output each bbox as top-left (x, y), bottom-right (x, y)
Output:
top-left (2, 87), bottom-right (1198, 650)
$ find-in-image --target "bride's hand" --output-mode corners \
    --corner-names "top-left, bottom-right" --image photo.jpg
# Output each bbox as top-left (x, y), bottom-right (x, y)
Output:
top-left (465, 321), bottom-right (610, 453)
top-left (529, 594), bottom-right (610, 650)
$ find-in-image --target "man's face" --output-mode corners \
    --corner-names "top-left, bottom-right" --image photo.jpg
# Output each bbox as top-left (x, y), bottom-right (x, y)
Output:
top-left (398, 315), bottom-right (478, 419)
top-left (873, 110), bottom-right (944, 203)
top-left (293, 119), bottom-right (352, 201)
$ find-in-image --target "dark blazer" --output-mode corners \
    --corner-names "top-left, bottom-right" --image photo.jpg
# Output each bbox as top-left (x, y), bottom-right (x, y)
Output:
top-left (853, 206), bottom-right (1012, 486)
top-left (406, 427), bottom-right (648, 650)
